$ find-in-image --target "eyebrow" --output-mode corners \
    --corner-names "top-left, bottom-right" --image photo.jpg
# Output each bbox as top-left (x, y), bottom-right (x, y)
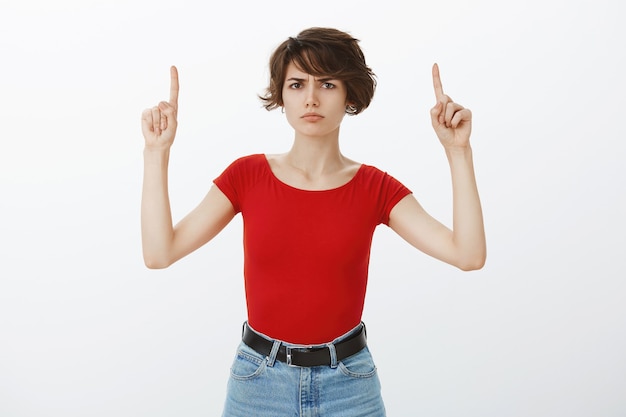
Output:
top-left (285, 76), bottom-right (337, 83)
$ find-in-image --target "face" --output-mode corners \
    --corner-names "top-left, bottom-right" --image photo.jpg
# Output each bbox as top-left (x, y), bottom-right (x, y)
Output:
top-left (281, 62), bottom-right (349, 139)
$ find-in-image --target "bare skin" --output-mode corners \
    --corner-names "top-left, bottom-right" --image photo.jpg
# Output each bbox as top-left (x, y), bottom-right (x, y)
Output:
top-left (140, 67), bottom-right (235, 268)
top-left (140, 63), bottom-right (485, 271)
top-left (266, 62), bottom-right (360, 191)
top-left (388, 64), bottom-right (486, 271)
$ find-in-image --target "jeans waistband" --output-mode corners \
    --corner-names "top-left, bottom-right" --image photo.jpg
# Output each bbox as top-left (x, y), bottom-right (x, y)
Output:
top-left (241, 322), bottom-right (367, 368)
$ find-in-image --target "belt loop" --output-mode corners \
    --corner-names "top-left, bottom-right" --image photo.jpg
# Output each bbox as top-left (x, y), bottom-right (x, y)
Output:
top-left (327, 343), bottom-right (338, 369)
top-left (267, 340), bottom-right (281, 367)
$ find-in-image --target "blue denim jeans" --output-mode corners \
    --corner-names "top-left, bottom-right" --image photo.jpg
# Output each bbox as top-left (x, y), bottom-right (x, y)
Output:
top-left (222, 323), bottom-right (386, 417)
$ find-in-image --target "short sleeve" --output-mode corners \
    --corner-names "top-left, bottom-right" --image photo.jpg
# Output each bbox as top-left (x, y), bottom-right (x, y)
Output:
top-left (378, 171), bottom-right (412, 226)
top-left (213, 155), bottom-right (264, 214)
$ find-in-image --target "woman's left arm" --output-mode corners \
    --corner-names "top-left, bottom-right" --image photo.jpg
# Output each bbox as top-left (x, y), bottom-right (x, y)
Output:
top-left (388, 64), bottom-right (486, 271)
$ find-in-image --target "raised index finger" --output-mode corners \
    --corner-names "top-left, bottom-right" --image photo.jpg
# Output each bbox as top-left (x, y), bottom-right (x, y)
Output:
top-left (432, 63), bottom-right (444, 101)
top-left (169, 66), bottom-right (179, 107)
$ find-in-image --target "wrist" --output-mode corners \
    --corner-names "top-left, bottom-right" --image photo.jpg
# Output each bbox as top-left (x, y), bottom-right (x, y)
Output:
top-left (144, 146), bottom-right (171, 157)
top-left (143, 146), bottom-right (171, 166)
top-left (444, 144), bottom-right (472, 157)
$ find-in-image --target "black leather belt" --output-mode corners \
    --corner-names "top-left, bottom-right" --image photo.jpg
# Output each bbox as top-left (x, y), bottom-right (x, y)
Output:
top-left (242, 323), bottom-right (367, 367)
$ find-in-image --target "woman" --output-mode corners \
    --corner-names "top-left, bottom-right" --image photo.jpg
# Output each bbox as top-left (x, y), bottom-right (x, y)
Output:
top-left (141, 27), bottom-right (485, 416)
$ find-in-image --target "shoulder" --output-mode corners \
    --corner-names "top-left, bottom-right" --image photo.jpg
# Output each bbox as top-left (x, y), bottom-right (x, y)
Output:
top-left (356, 163), bottom-right (412, 194)
top-left (357, 163), bottom-right (393, 182)
top-left (214, 154), bottom-right (269, 210)
top-left (215, 154), bottom-right (268, 185)
top-left (226, 153), bottom-right (267, 169)
top-left (219, 154), bottom-right (268, 176)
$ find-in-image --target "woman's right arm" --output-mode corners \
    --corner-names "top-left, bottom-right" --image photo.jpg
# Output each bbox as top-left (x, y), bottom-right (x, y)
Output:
top-left (140, 67), bottom-right (236, 269)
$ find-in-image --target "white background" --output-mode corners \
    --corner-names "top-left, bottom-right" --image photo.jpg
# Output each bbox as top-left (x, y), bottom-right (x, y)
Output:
top-left (1, 0), bottom-right (624, 416)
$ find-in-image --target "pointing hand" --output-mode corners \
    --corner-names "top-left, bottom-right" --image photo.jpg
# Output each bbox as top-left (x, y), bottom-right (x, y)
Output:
top-left (430, 63), bottom-right (472, 149)
top-left (141, 66), bottom-right (180, 150)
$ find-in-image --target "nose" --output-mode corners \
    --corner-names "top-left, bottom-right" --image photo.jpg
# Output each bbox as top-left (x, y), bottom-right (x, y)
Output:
top-left (305, 84), bottom-right (319, 107)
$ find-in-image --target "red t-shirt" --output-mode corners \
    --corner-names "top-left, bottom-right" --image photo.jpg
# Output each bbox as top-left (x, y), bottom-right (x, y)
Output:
top-left (214, 154), bottom-right (411, 344)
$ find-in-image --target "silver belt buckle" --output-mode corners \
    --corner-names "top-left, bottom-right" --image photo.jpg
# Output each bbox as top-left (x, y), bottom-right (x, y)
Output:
top-left (286, 347), bottom-right (294, 366)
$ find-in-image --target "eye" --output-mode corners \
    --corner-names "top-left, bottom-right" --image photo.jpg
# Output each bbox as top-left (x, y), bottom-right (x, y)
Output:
top-left (288, 82), bottom-right (302, 89)
top-left (321, 82), bottom-right (336, 89)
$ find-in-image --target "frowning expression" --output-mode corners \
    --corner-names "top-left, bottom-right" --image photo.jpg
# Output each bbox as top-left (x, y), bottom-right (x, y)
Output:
top-left (282, 62), bottom-right (349, 139)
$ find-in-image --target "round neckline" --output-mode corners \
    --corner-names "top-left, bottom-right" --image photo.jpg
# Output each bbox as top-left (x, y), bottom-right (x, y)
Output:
top-left (262, 154), bottom-right (364, 192)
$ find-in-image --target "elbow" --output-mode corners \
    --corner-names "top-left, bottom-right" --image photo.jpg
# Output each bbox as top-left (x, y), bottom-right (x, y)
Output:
top-left (456, 252), bottom-right (487, 272)
top-left (144, 260), bottom-right (170, 270)
top-left (144, 261), bottom-right (169, 270)
top-left (458, 259), bottom-right (485, 271)
top-left (143, 254), bottom-right (173, 270)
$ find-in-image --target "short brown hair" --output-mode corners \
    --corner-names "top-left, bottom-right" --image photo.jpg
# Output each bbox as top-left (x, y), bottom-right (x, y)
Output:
top-left (259, 27), bottom-right (376, 115)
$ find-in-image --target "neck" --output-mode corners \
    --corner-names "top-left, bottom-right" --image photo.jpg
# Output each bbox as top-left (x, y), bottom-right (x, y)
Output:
top-left (287, 129), bottom-right (345, 175)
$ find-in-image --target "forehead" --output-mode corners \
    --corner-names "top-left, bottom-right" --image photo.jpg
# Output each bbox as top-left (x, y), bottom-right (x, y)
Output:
top-left (284, 61), bottom-right (337, 81)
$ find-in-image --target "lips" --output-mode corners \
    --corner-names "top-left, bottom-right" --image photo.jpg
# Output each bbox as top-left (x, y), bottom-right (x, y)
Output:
top-left (301, 112), bottom-right (324, 122)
